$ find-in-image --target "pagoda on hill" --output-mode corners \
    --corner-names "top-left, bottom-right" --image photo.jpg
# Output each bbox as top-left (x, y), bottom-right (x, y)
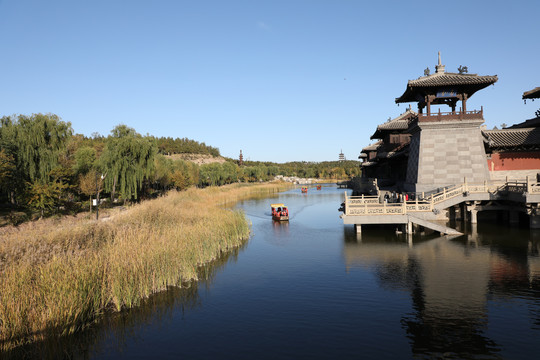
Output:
top-left (395, 53), bottom-right (498, 192)
top-left (239, 150), bottom-right (244, 166)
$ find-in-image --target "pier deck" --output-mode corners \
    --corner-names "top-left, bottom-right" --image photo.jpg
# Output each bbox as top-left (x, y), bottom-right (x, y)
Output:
top-left (341, 179), bottom-right (540, 235)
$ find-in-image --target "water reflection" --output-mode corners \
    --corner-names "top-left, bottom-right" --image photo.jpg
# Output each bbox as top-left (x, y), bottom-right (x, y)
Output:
top-left (342, 226), bottom-right (540, 359)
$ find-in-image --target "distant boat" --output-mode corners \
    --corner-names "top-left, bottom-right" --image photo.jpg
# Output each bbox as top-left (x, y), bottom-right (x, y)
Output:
top-left (271, 203), bottom-right (289, 221)
top-left (301, 186), bottom-right (308, 193)
top-left (316, 184), bottom-right (322, 190)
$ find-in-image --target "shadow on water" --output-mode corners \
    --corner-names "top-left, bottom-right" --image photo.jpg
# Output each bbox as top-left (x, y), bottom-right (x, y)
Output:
top-left (341, 222), bottom-right (540, 359)
top-left (2, 243), bottom-right (248, 360)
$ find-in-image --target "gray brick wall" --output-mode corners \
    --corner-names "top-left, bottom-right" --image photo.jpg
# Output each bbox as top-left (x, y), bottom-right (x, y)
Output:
top-left (406, 124), bottom-right (489, 192)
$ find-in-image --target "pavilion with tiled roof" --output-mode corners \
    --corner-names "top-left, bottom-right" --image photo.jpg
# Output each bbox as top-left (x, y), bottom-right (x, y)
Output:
top-left (396, 52), bottom-right (497, 117)
top-left (391, 53), bottom-right (497, 192)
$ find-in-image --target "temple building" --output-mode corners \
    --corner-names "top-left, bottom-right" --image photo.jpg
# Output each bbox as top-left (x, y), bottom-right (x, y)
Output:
top-left (483, 86), bottom-right (540, 180)
top-left (345, 57), bottom-right (540, 231)
top-left (395, 53), bottom-right (498, 192)
top-left (354, 54), bottom-right (540, 195)
top-left (360, 108), bottom-right (415, 184)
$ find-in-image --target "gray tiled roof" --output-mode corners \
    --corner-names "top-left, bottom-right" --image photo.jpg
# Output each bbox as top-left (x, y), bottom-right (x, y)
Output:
top-left (507, 117), bottom-right (540, 129)
top-left (377, 110), bottom-right (416, 130)
top-left (484, 128), bottom-right (540, 149)
top-left (362, 141), bottom-right (382, 152)
top-left (370, 110), bottom-right (416, 139)
top-left (523, 87), bottom-right (540, 100)
top-left (361, 161), bottom-right (376, 167)
top-left (407, 72), bottom-right (498, 87)
top-left (396, 72), bottom-right (498, 103)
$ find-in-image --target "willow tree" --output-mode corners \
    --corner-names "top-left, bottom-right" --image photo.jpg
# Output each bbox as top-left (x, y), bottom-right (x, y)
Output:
top-left (100, 125), bottom-right (156, 201)
top-left (0, 114), bottom-right (72, 203)
top-left (0, 148), bottom-right (15, 202)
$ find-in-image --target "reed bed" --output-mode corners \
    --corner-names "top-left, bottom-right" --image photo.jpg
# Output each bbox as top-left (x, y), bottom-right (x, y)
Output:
top-left (0, 182), bottom-right (291, 351)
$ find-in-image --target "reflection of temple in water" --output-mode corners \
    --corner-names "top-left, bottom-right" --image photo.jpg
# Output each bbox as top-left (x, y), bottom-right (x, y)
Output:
top-left (343, 232), bottom-right (540, 357)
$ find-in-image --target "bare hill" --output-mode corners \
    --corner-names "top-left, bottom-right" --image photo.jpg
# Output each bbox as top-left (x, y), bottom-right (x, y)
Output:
top-left (165, 153), bottom-right (227, 165)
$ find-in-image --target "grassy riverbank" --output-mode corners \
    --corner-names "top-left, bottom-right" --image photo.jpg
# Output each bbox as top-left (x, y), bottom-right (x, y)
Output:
top-left (0, 182), bottom-right (291, 351)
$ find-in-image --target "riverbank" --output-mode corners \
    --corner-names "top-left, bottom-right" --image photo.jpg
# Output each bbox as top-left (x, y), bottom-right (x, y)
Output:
top-left (0, 182), bottom-right (292, 352)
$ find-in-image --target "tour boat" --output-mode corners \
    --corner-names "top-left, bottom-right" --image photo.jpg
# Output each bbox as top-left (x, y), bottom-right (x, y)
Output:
top-left (271, 203), bottom-right (289, 221)
top-left (301, 186), bottom-right (308, 193)
top-left (316, 184), bottom-right (322, 190)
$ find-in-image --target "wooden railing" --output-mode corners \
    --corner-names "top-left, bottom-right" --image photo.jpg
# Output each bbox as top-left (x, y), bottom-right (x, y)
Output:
top-left (343, 177), bottom-right (540, 216)
top-left (417, 108), bottom-right (483, 122)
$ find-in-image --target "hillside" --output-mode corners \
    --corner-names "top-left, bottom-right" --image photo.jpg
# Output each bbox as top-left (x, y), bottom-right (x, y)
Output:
top-left (166, 153), bottom-right (228, 165)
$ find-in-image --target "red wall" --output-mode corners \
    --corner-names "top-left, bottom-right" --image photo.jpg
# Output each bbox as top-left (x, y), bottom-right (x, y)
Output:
top-left (488, 152), bottom-right (540, 171)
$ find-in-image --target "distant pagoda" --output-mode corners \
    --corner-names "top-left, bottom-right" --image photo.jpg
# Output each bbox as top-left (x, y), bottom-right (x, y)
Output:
top-left (239, 150), bottom-right (244, 166)
top-left (339, 150), bottom-right (345, 162)
top-left (395, 52), bottom-right (498, 192)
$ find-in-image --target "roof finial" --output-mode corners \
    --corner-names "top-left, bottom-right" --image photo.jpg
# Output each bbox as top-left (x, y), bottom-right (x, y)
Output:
top-left (435, 51), bottom-right (445, 74)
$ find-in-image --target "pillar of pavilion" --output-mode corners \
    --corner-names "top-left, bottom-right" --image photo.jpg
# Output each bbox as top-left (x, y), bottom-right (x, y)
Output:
top-left (395, 53), bottom-right (498, 193)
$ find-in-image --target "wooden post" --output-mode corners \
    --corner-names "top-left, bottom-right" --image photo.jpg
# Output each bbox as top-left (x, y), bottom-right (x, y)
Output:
top-left (527, 175), bottom-right (530, 193)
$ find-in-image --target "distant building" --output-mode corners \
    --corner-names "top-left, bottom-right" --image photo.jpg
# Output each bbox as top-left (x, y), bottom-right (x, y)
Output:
top-left (239, 150), bottom-right (244, 166)
top-left (339, 150), bottom-right (345, 162)
top-left (483, 86), bottom-right (540, 180)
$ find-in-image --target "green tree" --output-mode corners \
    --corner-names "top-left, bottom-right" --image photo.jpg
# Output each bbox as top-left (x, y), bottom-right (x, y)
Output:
top-left (199, 163), bottom-right (223, 186)
top-left (0, 148), bottom-right (15, 201)
top-left (73, 146), bottom-right (97, 175)
top-left (26, 178), bottom-right (67, 218)
top-left (0, 114), bottom-right (73, 204)
top-left (100, 125), bottom-right (157, 201)
top-left (5, 114), bottom-right (72, 182)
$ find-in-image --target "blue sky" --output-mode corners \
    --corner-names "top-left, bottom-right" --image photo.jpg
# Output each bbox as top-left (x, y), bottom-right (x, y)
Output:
top-left (1, 0), bottom-right (539, 163)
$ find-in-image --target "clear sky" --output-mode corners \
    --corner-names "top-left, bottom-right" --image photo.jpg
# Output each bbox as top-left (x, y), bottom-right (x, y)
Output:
top-left (1, 0), bottom-right (539, 163)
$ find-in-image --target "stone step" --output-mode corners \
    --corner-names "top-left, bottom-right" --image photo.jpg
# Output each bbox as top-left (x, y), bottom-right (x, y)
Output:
top-left (408, 215), bottom-right (463, 235)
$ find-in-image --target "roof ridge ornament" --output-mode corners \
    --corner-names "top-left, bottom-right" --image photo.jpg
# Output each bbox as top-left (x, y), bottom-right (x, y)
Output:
top-left (458, 65), bottom-right (468, 74)
top-left (435, 51), bottom-right (445, 74)
top-left (424, 67), bottom-right (430, 76)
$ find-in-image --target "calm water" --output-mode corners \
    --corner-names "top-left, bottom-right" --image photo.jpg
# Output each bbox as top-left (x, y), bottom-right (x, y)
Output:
top-left (8, 185), bottom-right (540, 359)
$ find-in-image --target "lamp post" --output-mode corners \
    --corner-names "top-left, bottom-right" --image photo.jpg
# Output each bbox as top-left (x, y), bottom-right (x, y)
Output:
top-left (96, 173), bottom-right (105, 220)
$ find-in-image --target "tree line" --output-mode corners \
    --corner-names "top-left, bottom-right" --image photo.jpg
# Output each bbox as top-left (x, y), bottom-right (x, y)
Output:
top-left (0, 113), bottom-right (360, 220)
top-left (154, 136), bottom-right (220, 156)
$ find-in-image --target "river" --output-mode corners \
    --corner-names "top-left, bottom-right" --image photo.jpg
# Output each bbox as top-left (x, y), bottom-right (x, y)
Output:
top-left (7, 184), bottom-right (540, 359)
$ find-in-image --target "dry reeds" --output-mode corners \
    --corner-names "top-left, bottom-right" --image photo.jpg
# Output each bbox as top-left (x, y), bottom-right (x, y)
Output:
top-left (0, 182), bottom-right (291, 351)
